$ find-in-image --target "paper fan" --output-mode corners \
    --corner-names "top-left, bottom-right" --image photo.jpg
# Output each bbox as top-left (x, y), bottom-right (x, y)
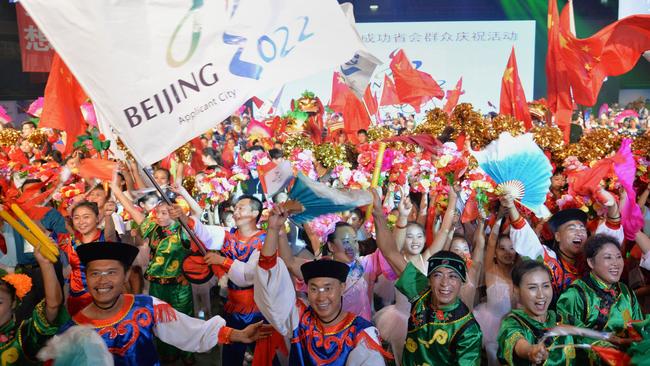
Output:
top-left (287, 173), bottom-right (372, 225)
top-left (471, 132), bottom-right (552, 217)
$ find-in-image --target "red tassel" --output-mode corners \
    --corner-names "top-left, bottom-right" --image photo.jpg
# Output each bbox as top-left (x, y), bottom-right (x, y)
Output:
top-left (154, 303), bottom-right (178, 324)
top-left (251, 329), bottom-right (288, 366)
top-left (356, 331), bottom-right (393, 360)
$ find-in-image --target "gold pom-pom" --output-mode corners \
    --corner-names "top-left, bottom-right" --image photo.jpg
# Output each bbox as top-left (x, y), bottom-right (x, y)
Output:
top-left (182, 176), bottom-right (198, 197)
top-left (0, 129), bottom-right (21, 147)
top-left (27, 128), bottom-right (48, 148)
top-left (450, 103), bottom-right (491, 148)
top-left (575, 128), bottom-right (621, 162)
top-left (415, 108), bottom-right (449, 137)
top-left (491, 115), bottom-right (525, 137)
top-left (532, 126), bottom-right (564, 154)
top-left (283, 133), bottom-right (315, 152)
top-left (632, 132), bottom-right (650, 156)
top-left (314, 143), bottom-right (347, 169)
top-left (367, 126), bottom-right (394, 142)
top-left (175, 142), bottom-right (193, 164)
top-left (116, 138), bottom-right (135, 161)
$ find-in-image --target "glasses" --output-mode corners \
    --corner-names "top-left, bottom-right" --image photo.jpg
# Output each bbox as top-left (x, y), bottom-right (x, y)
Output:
top-left (88, 269), bottom-right (120, 280)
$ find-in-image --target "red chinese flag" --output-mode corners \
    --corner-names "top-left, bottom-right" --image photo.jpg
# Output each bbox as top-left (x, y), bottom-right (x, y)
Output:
top-left (343, 91), bottom-right (371, 136)
top-left (379, 74), bottom-right (400, 106)
top-left (329, 72), bottom-right (349, 113)
top-left (546, 0), bottom-right (573, 142)
top-left (558, 3), bottom-right (650, 106)
top-left (78, 158), bottom-right (117, 182)
top-left (443, 77), bottom-right (463, 115)
top-left (40, 53), bottom-right (88, 156)
top-left (590, 346), bottom-right (631, 366)
top-left (188, 137), bottom-right (207, 173)
top-left (363, 84), bottom-right (378, 117)
top-left (15, 3), bottom-right (54, 72)
top-left (499, 47), bottom-right (533, 130)
top-left (390, 49), bottom-right (443, 112)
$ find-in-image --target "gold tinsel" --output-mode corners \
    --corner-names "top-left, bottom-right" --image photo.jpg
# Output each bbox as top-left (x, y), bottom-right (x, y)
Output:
top-left (314, 143), bottom-right (347, 169)
top-left (175, 142), bottom-right (193, 164)
top-left (632, 132), bottom-right (650, 156)
top-left (531, 126), bottom-right (564, 154)
top-left (182, 176), bottom-right (198, 197)
top-left (0, 129), bottom-right (21, 147)
top-left (27, 128), bottom-right (48, 147)
top-left (450, 103), bottom-right (491, 149)
top-left (366, 126), bottom-right (394, 142)
top-left (415, 108), bottom-right (449, 137)
top-left (491, 115), bottom-right (525, 137)
top-left (574, 128), bottom-right (621, 162)
top-left (282, 133), bottom-right (315, 152)
top-left (116, 138), bottom-right (135, 161)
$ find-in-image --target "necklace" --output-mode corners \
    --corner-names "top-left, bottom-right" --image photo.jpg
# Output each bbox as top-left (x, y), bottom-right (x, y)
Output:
top-left (93, 295), bottom-right (121, 311)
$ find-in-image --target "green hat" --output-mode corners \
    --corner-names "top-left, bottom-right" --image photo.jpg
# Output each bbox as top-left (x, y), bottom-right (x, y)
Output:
top-left (427, 250), bottom-right (467, 282)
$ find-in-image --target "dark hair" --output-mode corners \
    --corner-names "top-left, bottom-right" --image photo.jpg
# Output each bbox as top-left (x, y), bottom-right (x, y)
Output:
top-left (89, 183), bottom-right (111, 198)
top-left (0, 281), bottom-right (16, 301)
top-left (247, 145), bottom-right (265, 153)
top-left (350, 208), bottom-right (363, 220)
top-left (511, 260), bottom-right (551, 287)
top-left (236, 194), bottom-right (263, 223)
top-left (72, 201), bottom-right (99, 217)
top-left (326, 222), bottom-right (354, 244)
top-left (137, 191), bottom-right (160, 208)
top-left (269, 148), bottom-right (283, 160)
top-left (154, 168), bottom-right (171, 182)
top-left (21, 121), bottom-right (36, 129)
top-left (406, 221), bottom-right (425, 233)
top-left (357, 129), bottom-right (368, 136)
top-left (584, 234), bottom-right (620, 260)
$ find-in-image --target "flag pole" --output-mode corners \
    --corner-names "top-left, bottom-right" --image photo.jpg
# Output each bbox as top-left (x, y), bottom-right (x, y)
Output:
top-left (143, 168), bottom-right (207, 255)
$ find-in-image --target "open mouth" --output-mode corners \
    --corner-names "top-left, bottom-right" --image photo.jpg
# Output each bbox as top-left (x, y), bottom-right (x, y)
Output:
top-left (534, 299), bottom-right (547, 312)
top-left (95, 287), bottom-right (112, 294)
top-left (608, 268), bottom-right (620, 277)
top-left (438, 288), bottom-right (452, 297)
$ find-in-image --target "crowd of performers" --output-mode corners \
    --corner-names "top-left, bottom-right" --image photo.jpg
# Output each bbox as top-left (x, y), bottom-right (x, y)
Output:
top-left (0, 95), bottom-right (649, 365)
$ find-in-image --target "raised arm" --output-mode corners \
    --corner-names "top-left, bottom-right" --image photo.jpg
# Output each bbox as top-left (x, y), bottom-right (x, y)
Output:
top-left (394, 188), bottom-right (413, 252)
top-left (110, 180), bottom-right (145, 225)
top-left (103, 200), bottom-right (118, 242)
top-left (485, 215), bottom-right (504, 285)
top-left (372, 189), bottom-right (408, 276)
top-left (422, 187), bottom-right (458, 260)
top-left (278, 226), bottom-right (306, 280)
top-left (638, 186), bottom-right (649, 215)
top-left (34, 249), bottom-right (62, 323)
top-left (470, 217), bottom-right (486, 280)
top-left (173, 184), bottom-right (204, 218)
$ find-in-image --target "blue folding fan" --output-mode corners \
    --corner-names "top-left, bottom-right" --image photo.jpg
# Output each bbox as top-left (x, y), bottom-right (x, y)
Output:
top-left (471, 132), bottom-right (552, 217)
top-left (286, 173), bottom-right (372, 225)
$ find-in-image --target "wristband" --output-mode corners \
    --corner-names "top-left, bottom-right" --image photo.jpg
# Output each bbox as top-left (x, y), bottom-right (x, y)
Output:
top-left (395, 223), bottom-right (408, 229)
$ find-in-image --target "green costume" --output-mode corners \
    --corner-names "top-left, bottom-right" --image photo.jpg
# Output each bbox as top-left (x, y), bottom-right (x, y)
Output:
top-left (139, 217), bottom-right (193, 360)
top-left (557, 273), bottom-right (643, 365)
top-left (395, 262), bottom-right (482, 366)
top-left (498, 309), bottom-right (576, 365)
top-left (0, 300), bottom-right (69, 365)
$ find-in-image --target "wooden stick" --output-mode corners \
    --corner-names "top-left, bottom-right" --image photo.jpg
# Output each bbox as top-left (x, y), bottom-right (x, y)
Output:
top-left (366, 142), bottom-right (387, 221)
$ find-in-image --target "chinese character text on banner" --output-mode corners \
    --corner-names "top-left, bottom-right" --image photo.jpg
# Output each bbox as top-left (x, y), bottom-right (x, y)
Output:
top-left (20, 0), bottom-right (371, 165)
top-left (15, 3), bottom-right (53, 72)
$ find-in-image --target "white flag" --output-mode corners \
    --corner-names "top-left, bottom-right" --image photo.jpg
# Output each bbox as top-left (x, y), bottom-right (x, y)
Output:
top-left (338, 3), bottom-right (382, 99)
top-left (21, 0), bottom-right (371, 165)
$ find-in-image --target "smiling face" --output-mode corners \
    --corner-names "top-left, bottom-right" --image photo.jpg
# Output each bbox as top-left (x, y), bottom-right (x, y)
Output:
top-left (495, 237), bottom-right (516, 266)
top-left (516, 268), bottom-right (553, 320)
top-left (0, 286), bottom-right (14, 326)
top-left (329, 225), bottom-right (359, 262)
top-left (551, 174), bottom-right (566, 190)
top-left (307, 277), bottom-right (345, 321)
top-left (153, 204), bottom-right (173, 227)
top-left (85, 259), bottom-right (128, 308)
top-left (404, 224), bottom-right (425, 256)
top-left (588, 243), bottom-right (624, 286)
top-left (233, 198), bottom-right (259, 227)
top-left (450, 237), bottom-right (470, 259)
top-left (72, 206), bottom-right (99, 236)
top-left (153, 169), bottom-right (170, 186)
top-left (86, 188), bottom-right (108, 209)
top-left (429, 267), bottom-right (462, 307)
top-left (347, 212), bottom-right (362, 231)
top-left (555, 220), bottom-right (588, 258)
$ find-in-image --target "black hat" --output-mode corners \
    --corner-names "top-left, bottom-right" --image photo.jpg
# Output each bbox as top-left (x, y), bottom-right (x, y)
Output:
top-left (427, 250), bottom-right (467, 282)
top-left (548, 208), bottom-right (587, 232)
top-left (76, 242), bottom-right (139, 268)
top-left (301, 259), bottom-right (349, 283)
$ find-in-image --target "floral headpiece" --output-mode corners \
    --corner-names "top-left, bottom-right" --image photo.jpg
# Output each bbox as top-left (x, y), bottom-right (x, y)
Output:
top-left (0, 271), bottom-right (33, 300)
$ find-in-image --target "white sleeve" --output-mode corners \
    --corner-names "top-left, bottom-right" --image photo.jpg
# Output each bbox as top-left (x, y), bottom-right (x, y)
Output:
top-left (595, 221), bottom-right (624, 244)
top-left (152, 297), bottom-right (226, 352)
top-left (228, 249), bottom-right (260, 288)
top-left (346, 327), bottom-right (386, 366)
top-left (253, 257), bottom-right (299, 337)
top-left (640, 252), bottom-right (650, 271)
top-left (188, 218), bottom-right (226, 251)
top-left (509, 220), bottom-right (554, 261)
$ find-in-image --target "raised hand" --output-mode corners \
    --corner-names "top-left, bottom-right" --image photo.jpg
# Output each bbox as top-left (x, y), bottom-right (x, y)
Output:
top-left (268, 205), bottom-right (289, 231)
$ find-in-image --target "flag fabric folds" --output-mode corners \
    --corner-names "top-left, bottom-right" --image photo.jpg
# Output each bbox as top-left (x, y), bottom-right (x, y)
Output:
top-left (500, 47), bottom-right (533, 130)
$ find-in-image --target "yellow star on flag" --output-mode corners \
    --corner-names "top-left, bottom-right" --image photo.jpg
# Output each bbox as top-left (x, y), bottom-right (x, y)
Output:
top-left (584, 63), bottom-right (592, 71)
top-left (336, 74), bottom-right (346, 85)
top-left (503, 67), bottom-right (514, 84)
top-left (559, 34), bottom-right (568, 48)
top-left (580, 45), bottom-right (591, 53)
